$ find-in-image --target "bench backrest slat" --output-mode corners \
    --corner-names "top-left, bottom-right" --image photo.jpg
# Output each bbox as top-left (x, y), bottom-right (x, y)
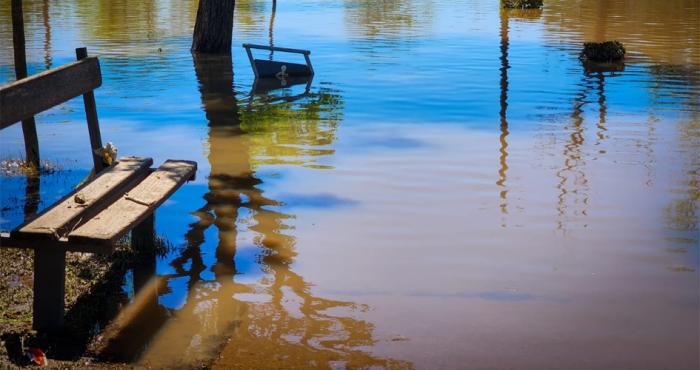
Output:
top-left (0, 57), bottom-right (102, 129)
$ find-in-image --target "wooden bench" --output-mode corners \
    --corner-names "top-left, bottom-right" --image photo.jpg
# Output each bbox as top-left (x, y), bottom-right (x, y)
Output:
top-left (0, 48), bottom-right (197, 333)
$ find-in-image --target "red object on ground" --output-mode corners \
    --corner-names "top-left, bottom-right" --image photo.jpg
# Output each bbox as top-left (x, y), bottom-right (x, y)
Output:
top-left (25, 347), bottom-right (48, 366)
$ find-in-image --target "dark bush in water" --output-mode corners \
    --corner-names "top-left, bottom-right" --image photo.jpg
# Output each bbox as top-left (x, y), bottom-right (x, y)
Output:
top-left (581, 41), bottom-right (626, 62)
top-left (502, 0), bottom-right (543, 9)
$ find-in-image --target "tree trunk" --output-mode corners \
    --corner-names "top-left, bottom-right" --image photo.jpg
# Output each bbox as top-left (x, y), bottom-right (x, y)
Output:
top-left (191, 0), bottom-right (235, 54)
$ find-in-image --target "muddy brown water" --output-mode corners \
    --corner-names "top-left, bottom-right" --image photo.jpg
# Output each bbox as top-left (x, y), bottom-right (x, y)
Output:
top-left (0, 0), bottom-right (698, 369)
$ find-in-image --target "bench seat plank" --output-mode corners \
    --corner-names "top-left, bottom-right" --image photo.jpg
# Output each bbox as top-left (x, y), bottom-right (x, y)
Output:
top-left (67, 160), bottom-right (196, 251)
top-left (11, 157), bottom-right (153, 243)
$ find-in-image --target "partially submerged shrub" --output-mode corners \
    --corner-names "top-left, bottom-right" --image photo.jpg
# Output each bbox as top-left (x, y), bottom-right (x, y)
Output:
top-left (581, 41), bottom-right (626, 62)
top-left (0, 158), bottom-right (60, 176)
top-left (502, 0), bottom-right (543, 9)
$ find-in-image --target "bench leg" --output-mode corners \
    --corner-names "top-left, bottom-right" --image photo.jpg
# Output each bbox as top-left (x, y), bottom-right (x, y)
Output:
top-left (132, 214), bottom-right (155, 292)
top-left (33, 248), bottom-right (66, 333)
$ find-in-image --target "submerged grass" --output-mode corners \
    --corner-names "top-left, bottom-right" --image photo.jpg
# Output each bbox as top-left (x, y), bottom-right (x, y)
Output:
top-left (0, 158), bottom-right (62, 177)
top-left (502, 0), bottom-right (543, 9)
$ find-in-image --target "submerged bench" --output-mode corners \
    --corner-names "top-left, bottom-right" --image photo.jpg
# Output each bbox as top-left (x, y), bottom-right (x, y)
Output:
top-left (0, 48), bottom-right (197, 333)
top-left (243, 43), bottom-right (314, 78)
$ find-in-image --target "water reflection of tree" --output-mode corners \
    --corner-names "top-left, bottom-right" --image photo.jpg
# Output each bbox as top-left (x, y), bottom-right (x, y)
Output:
top-left (592, 71), bottom-right (608, 145)
top-left (235, 0), bottom-right (267, 32)
top-left (70, 0), bottom-right (197, 45)
top-left (42, 0), bottom-right (51, 69)
top-left (496, 8), bottom-right (542, 226)
top-left (542, 0), bottom-right (700, 66)
top-left (215, 195), bottom-right (410, 369)
top-left (543, 0), bottom-right (699, 232)
top-left (647, 65), bottom-right (700, 113)
top-left (268, 0), bottom-right (276, 59)
top-left (131, 54), bottom-right (406, 368)
top-left (554, 65), bottom-right (621, 231)
top-left (554, 72), bottom-right (606, 231)
top-left (0, 0), bottom-right (274, 56)
top-left (662, 112), bottom-right (698, 270)
top-left (242, 91), bottom-right (343, 169)
top-left (649, 66), bottom-right (700, 237)
top-left (497, 9), bottom-right (510, 224)
top-left (343, 0), bottom-right (434, 42)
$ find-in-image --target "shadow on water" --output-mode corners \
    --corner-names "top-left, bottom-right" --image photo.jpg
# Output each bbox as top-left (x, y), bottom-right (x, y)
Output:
top-left (90, 53), bottom-right (408, 368)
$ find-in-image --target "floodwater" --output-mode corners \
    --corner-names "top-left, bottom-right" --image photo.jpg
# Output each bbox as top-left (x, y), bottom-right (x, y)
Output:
top-left (1, 0), bottom-right (698, 369)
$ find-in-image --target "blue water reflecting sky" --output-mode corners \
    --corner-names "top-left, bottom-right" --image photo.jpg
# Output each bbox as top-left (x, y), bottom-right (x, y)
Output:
top-left (0, 0), bottom-right (698, 367)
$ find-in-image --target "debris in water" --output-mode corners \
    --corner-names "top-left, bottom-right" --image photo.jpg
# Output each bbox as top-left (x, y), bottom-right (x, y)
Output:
top-left (390, 335), bottom-right (409, 342)
top-left (669, 265), bottom-right (695, 273)
top-left (580, 41), bottom-right (626, 62)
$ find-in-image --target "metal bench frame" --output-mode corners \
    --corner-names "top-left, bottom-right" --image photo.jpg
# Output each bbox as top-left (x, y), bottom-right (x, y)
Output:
top-left (243, 43), bottom-right (314, 79)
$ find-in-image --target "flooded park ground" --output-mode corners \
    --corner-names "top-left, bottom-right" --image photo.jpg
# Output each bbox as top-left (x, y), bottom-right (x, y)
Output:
top-left (0, 0), bottom-right (698, 368)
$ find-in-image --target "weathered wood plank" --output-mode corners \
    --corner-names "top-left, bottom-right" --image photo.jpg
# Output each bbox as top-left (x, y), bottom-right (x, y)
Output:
top-left (11, 157), bottom-right (153, 243)
top-left (76, 47), bottom-right (105, 172)
top-left (68, 160), bottom-right (197, 249)
top-left (0, 232), bottom-right (74, 250)
top-left (0, 57), bottom-right (102, 129)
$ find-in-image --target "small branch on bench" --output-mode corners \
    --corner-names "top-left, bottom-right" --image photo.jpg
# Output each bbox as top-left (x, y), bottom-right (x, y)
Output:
top-left (124, 195), bottom-right (154, 207)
